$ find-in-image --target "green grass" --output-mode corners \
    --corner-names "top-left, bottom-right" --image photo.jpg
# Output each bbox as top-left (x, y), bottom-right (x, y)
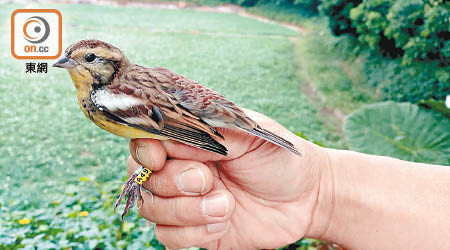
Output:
top-left (0, 2), bottom-right (341, 248)
top-left (229, 1), bottom-right (374, 115)
top-left (294, 20), bottom-right (374, 115)
top-left (246, 2), bottom-right (321, 29)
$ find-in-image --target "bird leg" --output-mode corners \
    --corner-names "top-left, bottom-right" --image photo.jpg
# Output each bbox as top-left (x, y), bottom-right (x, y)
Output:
top-left (114, 166), bottom-right (152, 219)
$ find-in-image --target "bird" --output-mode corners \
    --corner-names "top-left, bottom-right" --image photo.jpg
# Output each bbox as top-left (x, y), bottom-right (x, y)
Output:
top-left (53, 39), bottom-right (301, 218)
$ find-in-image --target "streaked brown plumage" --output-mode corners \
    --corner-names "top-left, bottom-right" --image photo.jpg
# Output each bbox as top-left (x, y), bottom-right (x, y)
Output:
top-left (53, 39), bottom-right (300, 217)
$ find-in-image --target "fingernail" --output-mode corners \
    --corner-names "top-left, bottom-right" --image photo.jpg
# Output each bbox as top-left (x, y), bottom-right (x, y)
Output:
top-left (201, 193), bottom-right (228, 218)
top-left (140, 186), bottom-right (154, 204)
top-left (207, 221), bottom-right (229, 233)
top-left (136, 145), bottom-right (153, 167)
top-left (176, 168), bottom-right (205, 195)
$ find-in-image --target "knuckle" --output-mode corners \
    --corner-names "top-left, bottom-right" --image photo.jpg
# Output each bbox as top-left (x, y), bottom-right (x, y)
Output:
top-left (173, 227), bottom-right (189, 247)
top-left (154, 225), bottom-right (169, 245)
top-left (170, 198), bottom-right (190, 225)
top-left (145, 172), bottom-right (169, 195)
top-left (186, 161), bottom-right (205, 170)
top-left (127, 156), bottom-right (138, 176)
top-left (155, 225), bottom-right (187, 249)
top-left (139, 200), bottom-right (157, 222)
top-left (127, 155), bottom-right (134, 167)
top-left (145, 174), bottom-right (158, 192)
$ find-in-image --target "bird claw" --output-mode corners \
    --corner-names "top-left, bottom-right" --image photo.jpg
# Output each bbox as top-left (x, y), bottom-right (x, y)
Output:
top-left (114, 166), bottom-right (152, 219)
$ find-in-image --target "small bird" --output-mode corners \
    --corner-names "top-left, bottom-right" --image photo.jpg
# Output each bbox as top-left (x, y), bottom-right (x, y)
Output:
top-left (53, 39), bottom-right (301, 217)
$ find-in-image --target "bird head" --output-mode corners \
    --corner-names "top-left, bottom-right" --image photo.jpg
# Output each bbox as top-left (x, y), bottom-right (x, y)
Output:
top-left (53, 39), bottom-right (129, 86)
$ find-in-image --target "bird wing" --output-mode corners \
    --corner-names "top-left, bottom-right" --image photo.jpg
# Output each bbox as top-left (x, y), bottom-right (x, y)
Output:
top-left (90, 74), bottom-right (228, 155)
top-left (145, 67), bottom-right (301, 156)
top-left (148, 67), bottom-right (258, 129)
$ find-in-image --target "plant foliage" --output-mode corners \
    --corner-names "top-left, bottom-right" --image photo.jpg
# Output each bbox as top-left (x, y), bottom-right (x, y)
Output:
top-left (320, 0), bottom-right (450, 102)
top-left (321, 0), bottom-right (450, 63)
top-left (364, 55), bottom-right (449, 103)
top-left (419, 98), bottom-right (450, 118)
top-left (0, 179), bottom-right (164, 250)
top-left (344, 101), bottom-right (450, 165)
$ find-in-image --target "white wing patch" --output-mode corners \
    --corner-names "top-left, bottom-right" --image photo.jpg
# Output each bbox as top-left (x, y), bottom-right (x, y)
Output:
top-left (91, 88), bottom-right (162, 129)
top-left (92, 89), bottom-right (141, 111)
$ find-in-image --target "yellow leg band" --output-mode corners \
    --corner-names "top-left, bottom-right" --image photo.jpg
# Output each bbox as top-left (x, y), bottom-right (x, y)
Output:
top-left (135, 167), bottom-right (152, 184)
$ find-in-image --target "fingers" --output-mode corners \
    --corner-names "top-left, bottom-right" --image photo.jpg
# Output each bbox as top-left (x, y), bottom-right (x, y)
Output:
top-left (129, 138), bottom-right (167, 171)
top-left (128, 156), bottom-right (214, 197)
top-left (155, 222), bottom-right (230, 249)
top-left (127, 155), bottom-right (235, 227)
top-left (137, 188), bottom-right (235, 226)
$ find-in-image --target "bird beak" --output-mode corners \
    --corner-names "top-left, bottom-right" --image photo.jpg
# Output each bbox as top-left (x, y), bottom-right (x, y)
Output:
top-left (52, 54), bottom-right (77, 68)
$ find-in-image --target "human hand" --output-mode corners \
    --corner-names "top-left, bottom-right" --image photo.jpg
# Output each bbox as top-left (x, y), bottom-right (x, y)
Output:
top-left (127, 109), bottom-right (331, 249)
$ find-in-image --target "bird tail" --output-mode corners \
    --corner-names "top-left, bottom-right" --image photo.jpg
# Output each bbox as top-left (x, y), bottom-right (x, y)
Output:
top-left (239, 126), bottom-right (301, 156)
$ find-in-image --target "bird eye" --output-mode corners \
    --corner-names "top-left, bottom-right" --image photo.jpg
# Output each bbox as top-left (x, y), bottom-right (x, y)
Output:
top-left (85, 53), bottom-right (96, 62)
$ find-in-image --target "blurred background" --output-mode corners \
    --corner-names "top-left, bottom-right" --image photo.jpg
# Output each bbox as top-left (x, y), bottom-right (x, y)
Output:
top-left (0, 0), bottom-right (448, 249)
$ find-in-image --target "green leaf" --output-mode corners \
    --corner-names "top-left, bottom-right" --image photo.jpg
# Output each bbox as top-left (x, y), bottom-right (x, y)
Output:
top-left (294, 132), bottom-right (326, 147)
top-left (343, 102), bottom-right (450, 165)
top-left (419, 99), bottom-right (450, 118)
